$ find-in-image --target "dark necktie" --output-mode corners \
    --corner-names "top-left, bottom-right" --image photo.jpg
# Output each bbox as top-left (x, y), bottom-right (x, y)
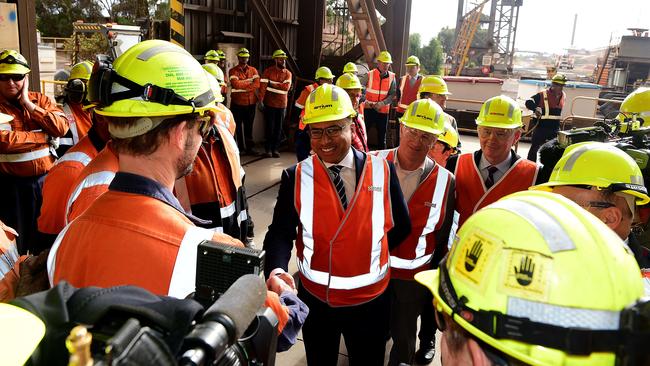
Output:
top-left (485, 165), bottom-right (499, 189)
top-left (329, 165), bottom-right (348, 209)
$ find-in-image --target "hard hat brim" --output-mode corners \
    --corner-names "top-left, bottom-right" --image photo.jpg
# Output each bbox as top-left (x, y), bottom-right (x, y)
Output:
top-left (405, 62), bottom-right (419, 66)
top-left (400, 120), bottom-right (443, 136)
top-left (303, 111), bottom-right (357, 125)
top-left (0, 112), bottom-right (14, 124)
top-left (0, 303), bottom-right (46, 366)
top-left (237, 53), bottom-right (250, 58)
top-left (530, 182), bottom-right (650, 205)
top-left (475, 120), bottom-right (522, 129)
top-left (0, 65), bottom-right (30, 75)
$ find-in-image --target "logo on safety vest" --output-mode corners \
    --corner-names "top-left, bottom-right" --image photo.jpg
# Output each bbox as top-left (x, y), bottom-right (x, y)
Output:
top-left (424, 201), bottom-right (437, 208)
top-left (367, 185), bottom-right (382, 192)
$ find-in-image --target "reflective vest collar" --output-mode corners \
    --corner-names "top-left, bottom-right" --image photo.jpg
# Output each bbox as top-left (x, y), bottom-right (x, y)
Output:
top-left (109, 172), bottom-right (211, 226)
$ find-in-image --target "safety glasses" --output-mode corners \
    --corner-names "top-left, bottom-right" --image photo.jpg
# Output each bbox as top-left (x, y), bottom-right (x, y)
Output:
top-left (87, 55), bottom-right (213, 113)
top-left (308, 124), bottom-right (348, 139)
top-left (0, 74), bottom-right (25, 82)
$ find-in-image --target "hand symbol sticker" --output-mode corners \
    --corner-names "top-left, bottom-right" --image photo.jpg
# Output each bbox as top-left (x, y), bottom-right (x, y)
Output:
top-left (464, 240), bottom-right (483, 272)
top-left (514, 255), bottom-right (535, 286)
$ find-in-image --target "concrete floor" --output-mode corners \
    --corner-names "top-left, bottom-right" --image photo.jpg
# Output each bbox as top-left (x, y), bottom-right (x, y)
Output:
top-left (242, 135), bottom-right (532, 366)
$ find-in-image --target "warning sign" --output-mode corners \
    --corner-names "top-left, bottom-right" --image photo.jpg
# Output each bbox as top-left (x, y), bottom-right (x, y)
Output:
top-left (453, 230), bottom-right (497, 287)
top-left (501, 249), bottom-right (552, 301)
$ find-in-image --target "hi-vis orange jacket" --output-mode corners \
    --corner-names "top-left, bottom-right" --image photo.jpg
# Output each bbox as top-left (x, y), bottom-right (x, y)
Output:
top-left (59, 102), bottom-right (92, 149)
top-left (175, 124), bottom-right (251, 241)
top-left (365, 69), bottom-right (395, 114)
top-left (294, 154), bottom-right (393, 306)
top-left (46, 172), bottom-right (290, 331)
top-left (65, 144), bottom-right (118, 224)
top-left (396, 74), bottom-right (422, 113)
top-left (374, 148), bottom-right (454, 279)
top-left (296, 83), bottom-right (319, 131)
top-left (38, 128), bottom-right (106, 235)
top-left (228, 64), bottom-right (260, 106)
top-left (0, 92), bottom-right (69, 176)
top-left (214, 103), bottom-right (236, 136)
top-left (0, 220), bottom-right (25, 302)
top-left (454, 152), bottom-right (538, 227)
top-left (259, 65), bottom-right (292, 109)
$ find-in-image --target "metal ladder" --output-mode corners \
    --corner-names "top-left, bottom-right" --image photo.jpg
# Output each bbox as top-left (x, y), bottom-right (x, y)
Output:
top-left (451, 0), bottom-right (489, 76)
top-left (345, 0), bottom-right (386, 65)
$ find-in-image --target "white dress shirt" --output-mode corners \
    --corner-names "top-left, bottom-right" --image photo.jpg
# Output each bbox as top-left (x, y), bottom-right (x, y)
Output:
top-left (394, 152), bottom-right (428, 202)
top-left (478, 151), bottom-right (513, 185)
top-left (323, 148), bottom-right (356, 204)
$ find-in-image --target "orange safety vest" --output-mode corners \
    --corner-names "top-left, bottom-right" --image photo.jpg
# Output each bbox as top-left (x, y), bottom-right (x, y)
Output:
top-left (60, 103), bottom-right (92, 148)
top-left (294, 154), bottom-right (393, 306)
top-left (455, 153), bottom-right (538, 227)
top-left (175, 124), bottom-right (246, 233)
top-left (365, 69), bottom-right (395, 114)
top-left (374, 149), bottom-right (452, 279)
top-left (297, 83), bottom-right (319, 130)
top-left (214, 103), bottom-right (237, 136)
top-left (65, 145), bottom-right (119, 223)
top-left (396, 74), bottom-right (422, 113)
top-left (538, 89), bottom-right (566, 120)
top-left (38, 133), bottom-right (103, 235)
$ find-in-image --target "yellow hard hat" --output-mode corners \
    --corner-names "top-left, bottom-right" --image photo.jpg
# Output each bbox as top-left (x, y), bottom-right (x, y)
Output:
top-left (438, 121), bottom-right (459, 150)
top-left (216, 49), bottom-right (226, 60)
top-left (416, 190), bottom-right (645, 366)
top-left (531, 142), bottom-right (650, 204)
top-left (68, 61), bottom-right (93, 81)
top-left (343, 62), bottom-right (358, 74)
top-left (272, 49), bottom-right (288, 59)
top-left (0, 303), bottom-right (46, 366)
top-left (335, 73), bottom-right (362, 90)
top-left (400, 99), bottom-right (445, 135)
top-left (418, 75), bottom-right (451, 96)
top-left (0, 50), bottom-right (30, 75)
top-left (204, 49), bottom-right (219, 61)
top-left (315, 66), bottom-right (335, 80)
top-left (303, 84), bottom-right (356, 125)
top-left (475, 95), bottom-right (522, 129)
top-left (202, 63), bottom-right (226, 86)
top-left (552, 73), bottom-right (567, 85)
top-left (237, 48), bottom-right (250, 58)
top-left (620, 87), bottom-right (650, 118)
top-left (89, 40), bottom-right (215, 118)
top-left (405, 55), bottom-right (420, 66)
top-left (203, 68), bottom-right (225, 103)
top-left (376, 50), bottom-right (392, 64)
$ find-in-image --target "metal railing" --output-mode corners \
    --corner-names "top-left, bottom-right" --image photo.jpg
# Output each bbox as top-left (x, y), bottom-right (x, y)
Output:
top-left (560, 96), bottom-right (624, 129)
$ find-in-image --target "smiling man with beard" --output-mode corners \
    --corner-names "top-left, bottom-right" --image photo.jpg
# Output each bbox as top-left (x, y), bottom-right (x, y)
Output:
top-left (264, 84), bottom-right (411, 365)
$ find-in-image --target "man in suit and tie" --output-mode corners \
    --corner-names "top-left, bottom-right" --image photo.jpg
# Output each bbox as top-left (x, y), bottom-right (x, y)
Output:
top-left (263, 83), bottom-right (411, 366)
top-left (447, 95), bottom-right (540, 227)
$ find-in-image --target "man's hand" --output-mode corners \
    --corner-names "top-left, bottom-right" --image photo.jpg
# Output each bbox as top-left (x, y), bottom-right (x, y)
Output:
top-left (534, 107), bottom-right (542, 118)
top-left (17, 75), bottom-right (36, 113)
top-left (373, 101), bottom-right (384, 112)
top-left (211, 232), bottom-right (245, 248)
top-left (267, 268), bottom-right (297, 295)
top-left (15, 249), bottom-right (50, 298)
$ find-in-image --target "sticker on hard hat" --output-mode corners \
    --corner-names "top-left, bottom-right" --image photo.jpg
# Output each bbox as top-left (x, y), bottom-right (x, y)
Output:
top-left (314, 104), bottom-right (333, 110)
top-left (501, 249), bottom-right (550, 301)
top-left (415, 114), bottom-right (433, 121)
top-left (454, 231), bottom-right (497, 288)
top-left (161, 66), bottom-right (202, 96)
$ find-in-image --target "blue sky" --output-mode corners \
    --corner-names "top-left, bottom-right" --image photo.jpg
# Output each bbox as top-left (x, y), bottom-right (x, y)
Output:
top-left (409, 0), bottom-right (650, 54)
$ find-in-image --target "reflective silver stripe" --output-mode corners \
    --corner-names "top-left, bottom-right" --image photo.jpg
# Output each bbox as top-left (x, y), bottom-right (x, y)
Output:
top-left (410, 100), bottom-right (420, 116)
top-left (260, 78), bottom-right (269, 83)
top-left (266, 87), bottom-right (288, 95)
top-left (296, 156), bottom-right (390, 289)
top-left (55, 151), bottom-right (92, 166)
top-left (373, 149), bottom-right (392, 160)
top-left (391, 167), bottom-right (451, 270)
top-left (488, 198), bottom-right (575, 252)
top-left (63, 104), bottom-right (81, 145)
top-left (0, 147), bottom-right (51, 163)
top-left (65, 171), bottom-right (116, 224)
top-left (562, 144), bottom-right (595, 172)
top-left (397, 103), bottom-right (409, 110)
top-left (631, 175), bottom-right (644, 185)
top-left (331, 88), bottom-right (338, 101)
top-left (220, 201), bottom-right (236, 219)
top-left (59, 138), bottom-right (74, 146)
top-left (229, 75), bottom-right (239, 80)
top-left (0, 124), bottom-right (11, 131)
top-left (447, 210), bottom-right (460, 250)
top-left (309, 90), bottom-right (317, 104)
top-left (282, 79), bottom-right (291, 84)
top-left (137, 44), bottom-right (186, 61)
top-left (542, 90), bottom-right (550, 119)
top-left (294, 102), bottom-right (305, 109)
top-left (47, 223), bottom-right (71, 287)
top-left (507, 296), bottom-right (620, 330)
top-left (507, 102), bottom-right (514, 119)
top-left (168, 226), bottom-right (215, 298)
top-left (231, 89), bottom-right (247, 93)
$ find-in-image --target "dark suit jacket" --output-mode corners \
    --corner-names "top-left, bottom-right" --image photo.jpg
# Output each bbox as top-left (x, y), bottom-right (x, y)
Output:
top-left (263, 148), bottom-right (411, 277)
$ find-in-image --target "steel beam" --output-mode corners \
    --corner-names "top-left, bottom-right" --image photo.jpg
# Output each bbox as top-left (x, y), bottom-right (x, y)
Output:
top-left (249, 0), bottom-right (301, 75)
top-left (297, 0), bottom-right (324, 79)
top-left (377, 0), bottom-right (412, 77)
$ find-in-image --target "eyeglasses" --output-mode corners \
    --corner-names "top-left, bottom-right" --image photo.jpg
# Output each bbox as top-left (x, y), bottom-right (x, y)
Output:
top-left (0, 74), bottom-right (25, 82)
top-left (477, 127), bottom-right (513, 140)
top-left (402, 125), bottom-right (437, 144)
top-left (565, 185), bottom-right (617, 209)
top-left (196, 115), bottom-right (213, 138)
top-left (308, 124), bottom-right (347, 139)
